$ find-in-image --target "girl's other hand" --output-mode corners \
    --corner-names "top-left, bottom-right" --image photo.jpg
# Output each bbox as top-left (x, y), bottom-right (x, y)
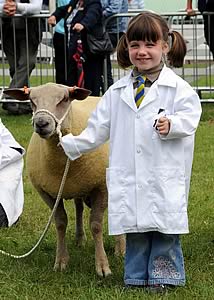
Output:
top-left (156, 117), bottom-right (170, 135)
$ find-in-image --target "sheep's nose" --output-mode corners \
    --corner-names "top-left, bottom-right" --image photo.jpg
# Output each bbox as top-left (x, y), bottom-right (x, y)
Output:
top-left (36, 119), bottom-right (49, 129)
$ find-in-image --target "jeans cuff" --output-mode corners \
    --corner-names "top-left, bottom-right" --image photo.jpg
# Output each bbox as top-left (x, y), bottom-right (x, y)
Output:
top-left (124, 279), bottom-right (148, 286)
top-left (148, 278), bottom-right (186, 286)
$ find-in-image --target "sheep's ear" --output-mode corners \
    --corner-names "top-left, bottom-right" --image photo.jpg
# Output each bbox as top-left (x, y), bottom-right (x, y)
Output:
top-left (68, 87), bottom-right (91, 100)
top-left (3, 87), bottom-right (30, 100)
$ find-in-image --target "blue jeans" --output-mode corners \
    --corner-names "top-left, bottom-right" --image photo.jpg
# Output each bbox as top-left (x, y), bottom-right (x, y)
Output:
top-left (124, 232), bottom-right (185, 286)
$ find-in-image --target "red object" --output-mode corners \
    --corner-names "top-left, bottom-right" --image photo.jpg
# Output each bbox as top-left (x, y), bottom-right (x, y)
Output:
top-left (73, 38), bottom-right (85, 88)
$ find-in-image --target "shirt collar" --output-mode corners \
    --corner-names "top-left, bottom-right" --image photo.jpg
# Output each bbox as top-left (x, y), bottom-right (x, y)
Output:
top-left (131, 62), bottom-right (164, 84)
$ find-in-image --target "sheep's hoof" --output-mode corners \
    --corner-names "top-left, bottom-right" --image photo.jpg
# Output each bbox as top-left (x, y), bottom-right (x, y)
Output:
top-left (75, 233), bottom-right (87, 247)
top-left (96, 265), bottom-right (112, 277)
top-left (53, 257), bottom-right (69, 272)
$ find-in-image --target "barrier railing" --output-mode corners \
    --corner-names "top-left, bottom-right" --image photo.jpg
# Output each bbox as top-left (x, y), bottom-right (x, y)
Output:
top-left (0, 11), bottom-right (213, 103)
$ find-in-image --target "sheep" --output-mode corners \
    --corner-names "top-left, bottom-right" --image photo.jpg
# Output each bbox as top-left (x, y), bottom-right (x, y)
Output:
top-left (4, 83), bottom-right (125, 277)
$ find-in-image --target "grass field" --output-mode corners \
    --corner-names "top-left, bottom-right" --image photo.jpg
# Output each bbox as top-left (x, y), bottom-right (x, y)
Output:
top-left (0, 103), bottom-right (213, 300)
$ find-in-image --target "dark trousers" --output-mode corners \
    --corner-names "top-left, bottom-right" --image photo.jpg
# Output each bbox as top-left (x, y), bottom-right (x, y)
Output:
top-left (198, 0), bottom-right (214, 59)
top-left (2, 27), bottom-right (39, 114)
top-left (53, 31), bottom-right (68, 85)
top-left (2, 29), bottom-right (39, 88)
top-left (67, 53), bottom-right (103, 96)
top-left (83, 54), bottom-right (103, 96)
top-left (203, 0), bottom-right (214, 58)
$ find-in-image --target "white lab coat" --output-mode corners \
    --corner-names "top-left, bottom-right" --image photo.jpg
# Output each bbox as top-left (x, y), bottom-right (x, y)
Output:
top-left (61, 65), bottom-right (202, 235)
top-left (0, 119), bottom-right (25, 226)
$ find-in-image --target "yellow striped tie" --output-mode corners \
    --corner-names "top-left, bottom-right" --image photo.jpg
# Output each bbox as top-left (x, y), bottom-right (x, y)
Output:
top-left (135, 75), bottom-right (146, 108)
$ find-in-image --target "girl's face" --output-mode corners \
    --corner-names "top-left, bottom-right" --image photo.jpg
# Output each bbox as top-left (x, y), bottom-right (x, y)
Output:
top-left (127, 39), bottom-right (169, 72)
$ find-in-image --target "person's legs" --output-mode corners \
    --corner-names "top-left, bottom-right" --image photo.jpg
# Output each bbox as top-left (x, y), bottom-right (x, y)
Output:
top-left (124, 232), bottom-right (152, 286)
top-left (53, 31), bottom-right (68, 85)
top-left (9, 30), bottom-right (37, 88)
top-left (202, 0), bottom-right (214, 59)
top-left (148, 232), bottom-right (185, 287)
top-left (1, 30), bottom-right (21, 114)
top-left (84, 55), bottom-right (103, 96)
top-left (2, 30), bottom-right (37, 114)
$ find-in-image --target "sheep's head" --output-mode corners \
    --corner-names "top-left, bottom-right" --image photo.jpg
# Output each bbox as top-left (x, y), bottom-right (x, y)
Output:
top-left (4, 83), bottom-right (91, 139)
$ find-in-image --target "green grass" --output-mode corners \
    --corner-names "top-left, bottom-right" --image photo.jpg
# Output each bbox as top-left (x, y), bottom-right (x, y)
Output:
top-left (0, 104), bottom-right (213, 300)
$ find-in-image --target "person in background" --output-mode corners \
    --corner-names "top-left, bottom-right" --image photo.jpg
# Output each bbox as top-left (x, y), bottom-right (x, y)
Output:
top-left (60, 11), bottom-right (201, 293)
top-left (0, 119), bottom-right (25, 227)
top-left (186, 0), bottom-right (214, 59)
top-left (48, 0), bottom-right (70, 85)
top-left (128, 0), bottom-right (144, 10)
top-left (101, 0), bottom-right (128, 88)
top-left (48, 0), bottom-right (104, 96)
top-left (42, 0), bottom-right (49, 10)
top-left (0, 0), bottom-right (43, 115)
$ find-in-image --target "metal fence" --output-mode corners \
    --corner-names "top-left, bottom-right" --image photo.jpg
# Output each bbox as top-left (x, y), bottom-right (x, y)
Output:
top-left (0, 11), bottom-right (213, 102)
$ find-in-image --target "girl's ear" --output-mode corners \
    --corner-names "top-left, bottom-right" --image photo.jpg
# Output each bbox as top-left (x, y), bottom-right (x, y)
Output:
top-left (162, 42), bottom-right (169, 54)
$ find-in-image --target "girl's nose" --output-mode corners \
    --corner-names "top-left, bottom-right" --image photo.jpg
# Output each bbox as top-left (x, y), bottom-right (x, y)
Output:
top-left (138, 45), bottom-right (147, 54)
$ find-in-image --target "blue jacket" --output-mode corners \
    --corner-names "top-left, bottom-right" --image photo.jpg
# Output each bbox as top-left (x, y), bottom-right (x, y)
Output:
top-left (55, 0), bottom-right (70, 35)
top-left (101, 0), bottom-right (128, 33)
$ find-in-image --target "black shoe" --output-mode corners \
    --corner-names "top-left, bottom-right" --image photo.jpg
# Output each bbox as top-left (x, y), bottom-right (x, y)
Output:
top-left (147, 284), bottom-right (168, 294)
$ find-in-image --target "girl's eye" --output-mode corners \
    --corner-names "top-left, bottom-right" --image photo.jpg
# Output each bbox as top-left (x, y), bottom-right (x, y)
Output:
top-left (129, 43), bottom-right (139, 48)
top-left (146, 42), bottom-right (156, 47)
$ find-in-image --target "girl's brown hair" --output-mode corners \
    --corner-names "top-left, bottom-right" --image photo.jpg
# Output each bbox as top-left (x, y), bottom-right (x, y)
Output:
top-left (117, 11), bottom-right (187, 69)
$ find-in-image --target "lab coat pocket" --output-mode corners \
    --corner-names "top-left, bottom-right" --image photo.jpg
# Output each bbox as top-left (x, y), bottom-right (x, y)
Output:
top-left (152, 167), bottom-right (187, 213)
top-left (106, 167), bottom-right (127, 214)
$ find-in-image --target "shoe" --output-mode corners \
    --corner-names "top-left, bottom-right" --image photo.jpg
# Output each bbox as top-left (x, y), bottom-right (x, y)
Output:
top-left (147, 284), bottom-right (167, 294)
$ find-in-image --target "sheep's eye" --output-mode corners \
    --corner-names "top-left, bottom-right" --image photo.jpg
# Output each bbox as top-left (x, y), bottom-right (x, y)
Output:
top-left (62, 97), bottom-right (69, 102)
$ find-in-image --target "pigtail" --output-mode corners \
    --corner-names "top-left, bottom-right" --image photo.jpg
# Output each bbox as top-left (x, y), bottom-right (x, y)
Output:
top-left (116, 34), bottom-right (132, 69)
top-left (167, 31), bottom-right (187, 68)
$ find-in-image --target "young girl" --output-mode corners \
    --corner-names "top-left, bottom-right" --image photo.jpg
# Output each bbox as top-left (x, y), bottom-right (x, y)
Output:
top-left (60, 12), bottom-right (202, 292)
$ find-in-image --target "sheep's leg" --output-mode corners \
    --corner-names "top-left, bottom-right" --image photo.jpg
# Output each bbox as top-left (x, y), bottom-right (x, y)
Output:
top-left (54, 200), bottom-right (70, 271)
top-left (89, 189), bottom-right (111, 277)
top-left (38, 189), bottom-right (69, 271)
top-left (114, 234), bottom-right (126, 256)
top-left (74, 198), bottom-right (86, 246)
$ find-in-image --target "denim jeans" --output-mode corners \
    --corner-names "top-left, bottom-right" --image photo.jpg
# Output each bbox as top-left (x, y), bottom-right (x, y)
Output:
top-left (124, 232), bottom-right (186, 286)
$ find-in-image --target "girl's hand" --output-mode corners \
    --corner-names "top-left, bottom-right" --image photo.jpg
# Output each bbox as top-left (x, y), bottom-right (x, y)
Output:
top-left (72, 23), bottom-right (84, 32)
top-left (156, 117), bottom-right (170, 135)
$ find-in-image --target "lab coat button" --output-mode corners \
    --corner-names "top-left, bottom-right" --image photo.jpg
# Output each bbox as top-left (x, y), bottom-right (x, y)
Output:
top-left (137, 148), bottom-right (141, 153)
top-left (136, 114), bottom-right (140, 119)
top-left (138, 184), bottom-right (142, 189)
